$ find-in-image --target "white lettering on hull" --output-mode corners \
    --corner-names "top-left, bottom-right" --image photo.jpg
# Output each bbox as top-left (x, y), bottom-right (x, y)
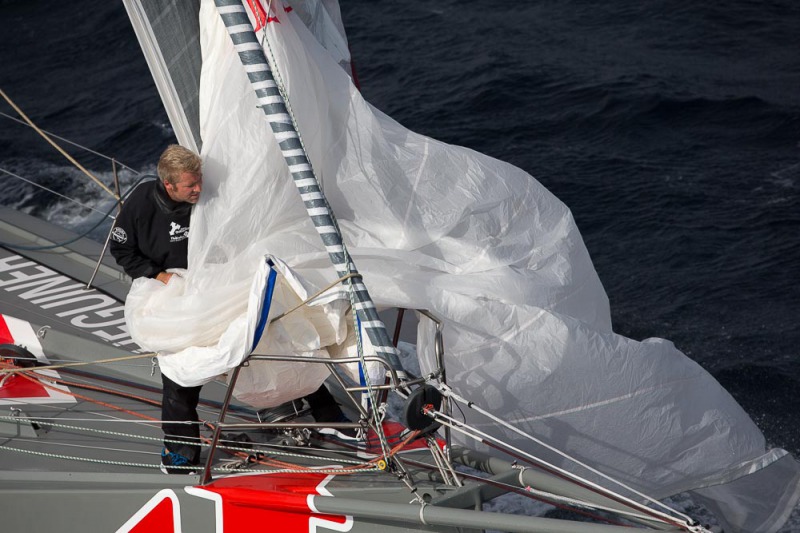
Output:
top-left (0, 253), bottom-right (142, 351)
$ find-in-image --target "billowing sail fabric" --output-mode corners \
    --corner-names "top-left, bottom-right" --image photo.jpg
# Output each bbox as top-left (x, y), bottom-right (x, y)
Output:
top-left (124, 1), bottom-right (379, 406)
top-left (142, 0), bottom-right (799, 531)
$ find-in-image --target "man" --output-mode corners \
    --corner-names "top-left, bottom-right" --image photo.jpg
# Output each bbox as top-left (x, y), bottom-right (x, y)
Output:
top-left (110, 145), bottom-right (348, 474)
top-left (110, 144), bottom-right (204, 473)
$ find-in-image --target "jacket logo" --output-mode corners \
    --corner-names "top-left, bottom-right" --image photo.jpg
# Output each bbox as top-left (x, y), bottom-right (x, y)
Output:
top-left (169, 222), bottom-right (189, 243)
top-left (111, 227), bottom-right (127, 244)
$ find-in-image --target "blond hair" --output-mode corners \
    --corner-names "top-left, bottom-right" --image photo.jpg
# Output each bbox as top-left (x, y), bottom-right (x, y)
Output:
top-left (157, 145), bottom-right (202, 185)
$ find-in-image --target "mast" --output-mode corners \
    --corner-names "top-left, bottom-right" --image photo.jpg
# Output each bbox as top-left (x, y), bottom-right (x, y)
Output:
top-left (213, 0), bottom-right (405, 382)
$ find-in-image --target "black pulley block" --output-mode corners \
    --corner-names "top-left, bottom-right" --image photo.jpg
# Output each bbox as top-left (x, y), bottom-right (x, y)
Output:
top-left (0, 344), bottom-right (41, 368)
top-left (401, 384), bottom-right (443, 436)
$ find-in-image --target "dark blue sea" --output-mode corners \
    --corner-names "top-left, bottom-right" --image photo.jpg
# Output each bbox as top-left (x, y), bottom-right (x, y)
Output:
top-left (1, 0), bottom-right (799, 528)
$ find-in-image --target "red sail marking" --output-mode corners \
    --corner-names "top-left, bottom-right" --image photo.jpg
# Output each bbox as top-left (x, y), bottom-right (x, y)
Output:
top-left (245, 0), bottom-right (282, 30)
top-left (246, 0), bottom-right (268, 31)
top-left (204, 472), bottom-right (348, 530)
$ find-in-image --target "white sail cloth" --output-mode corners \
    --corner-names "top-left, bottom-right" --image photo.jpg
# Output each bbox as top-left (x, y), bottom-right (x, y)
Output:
top-left (125, 255), bottom-right (374, 407)
top-left (125, 1), bottom-right (799, 531)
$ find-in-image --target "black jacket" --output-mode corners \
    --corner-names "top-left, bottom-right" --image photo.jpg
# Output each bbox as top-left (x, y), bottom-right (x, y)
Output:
top-left (109, 179), bottom-right (191, 279)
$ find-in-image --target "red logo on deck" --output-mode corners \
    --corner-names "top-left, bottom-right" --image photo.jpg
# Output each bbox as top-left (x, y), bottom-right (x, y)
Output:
top-left (188, 473), bottom-right (353, 532)
top-left (0, 314), bottom-right (75, 405)
top-left (116, 490), bottom-right (180, 533)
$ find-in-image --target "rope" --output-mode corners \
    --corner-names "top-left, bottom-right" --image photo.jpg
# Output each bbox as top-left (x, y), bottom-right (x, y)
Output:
top-left (15, 370), bottom-right (159, 421)
top-left (0, 166), bottom-right (114, 218)
top-left (428, 405), bottom-right (691, 530)
top-left (267, 272), bottom-right (360, 323)
top-left (0, 89), bottom-right (118, 199)
top-left (28, 368), bottom-right (161, 408)
top-left (0, 111), bottom-right (141, 174)
top-left (0, 444), bottom-right (374, 475)
top-left (438, 385), bottom-right (696, 523)
top-left (0, 415), bottom-right (370, 467)
top-left (1, 365), bottom-right (417, 472)
top-left (0, 353), bottom-right (156, 375)
top-left (0, 174), bottom-right (151, 251)
top-left (1, 351), bottom-right (426, 481)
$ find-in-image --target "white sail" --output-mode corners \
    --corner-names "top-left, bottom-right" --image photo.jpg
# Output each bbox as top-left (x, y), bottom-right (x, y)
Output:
top-left (125, 1), bottom-right (800, 531)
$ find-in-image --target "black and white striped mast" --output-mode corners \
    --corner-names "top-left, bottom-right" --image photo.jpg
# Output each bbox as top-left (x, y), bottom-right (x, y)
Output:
top-left (212, 1), bottom-right (406, 386)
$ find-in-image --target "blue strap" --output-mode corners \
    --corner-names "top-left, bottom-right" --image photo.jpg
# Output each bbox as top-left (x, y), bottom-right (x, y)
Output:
top-left (251, 262), bottom-right (278, 352)
top-left (355, 314), bottom-right (371, 408)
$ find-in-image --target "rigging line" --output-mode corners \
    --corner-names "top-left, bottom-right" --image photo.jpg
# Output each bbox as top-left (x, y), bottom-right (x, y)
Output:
top-left (231, 445), bottom-right (372, 468)
top-left (248, 451), bottom-right (368, 474)
top-left (215, 454), bottom-right (380, 475)
top-left (9, 371), bottom-right (302, 436)
top-left (0, 111), bottom-right (141, 175)
top-left (14, 364), bottom-right (246, 445)
top-left (58, 367), bottom-right (259, 420)
top-left (41, 357), bottom-right (150, 368)
top-left (2, 416), bottom-right (162, 424)
top-left (210, 436), bottom-right (378, 474)
top-left (395, 453), bottom-right (632, 528)
top-left (0, 444), bottom-right (364, 475)
top-left (0, 174), bottom-right (148, 251)
top-left (0, 205), bottom-right (110, 251)
top-left (450, 463), bottom-right (634, 528)
top-left (0, 445), bottom-right (172, 470)
top-left (0, 166), bottom-right (115, 218)
top-left (28, 370), bottom-right (161, 409)
top-left (0, 414), bottom-right (319, 464)
top-left (0, 352), bottom-right (156, 375)
top-left (15, 371), bottom-right (158, 421)
top-left (0, 408), bottom-right (378, 468)
top-left (519, 483), bottom-right (661, 526)
top-left (438, 386), bottom-right (696, 525)
top-left (429, 409), bottom-right (688, 530)
top-left (0, 89), bottom-right (118, 199)
top-left (8, 437), bottom-right (164, 457)
top-left (1, 394), bottom-right (159, 430)
top-left (427, 436), bottom-right (462, 487)
top-left (267, 271), bottom-right (360, 323)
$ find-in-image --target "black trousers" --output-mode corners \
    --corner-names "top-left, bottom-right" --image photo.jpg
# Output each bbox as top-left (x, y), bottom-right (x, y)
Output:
top-left (161, 374), bottom-right (202, 463)
top-left (161, 375), bottom-right (345, 463)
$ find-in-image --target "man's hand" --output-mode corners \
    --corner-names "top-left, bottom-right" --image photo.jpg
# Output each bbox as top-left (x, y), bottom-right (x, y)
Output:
top-left (155, 271), bottom-right (173, 284)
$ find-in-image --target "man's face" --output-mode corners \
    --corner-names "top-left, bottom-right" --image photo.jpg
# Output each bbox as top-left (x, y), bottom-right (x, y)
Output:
top-left (165, 171), bottom-right (203, 204)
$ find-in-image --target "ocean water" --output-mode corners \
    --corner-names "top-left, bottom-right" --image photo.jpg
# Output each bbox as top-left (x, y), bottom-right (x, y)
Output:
top-left (1, 0), bottom-right (798, 529)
